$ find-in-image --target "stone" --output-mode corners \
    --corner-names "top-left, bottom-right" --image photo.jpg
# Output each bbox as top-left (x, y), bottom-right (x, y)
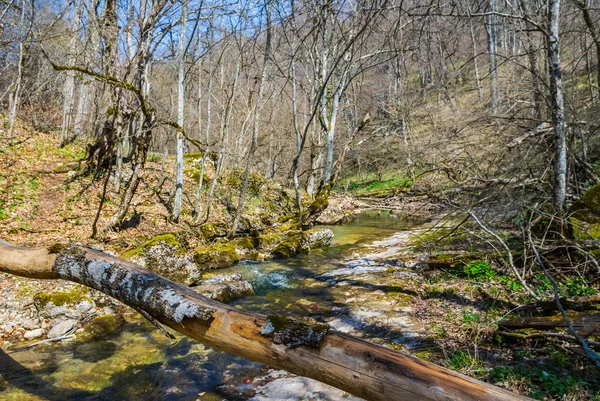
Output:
top-left (34, 289), bottom-right (97, 322)
top-left (272, 228), bottom-right (333, 259)
top-left (48, 319), bottom-right (78, 338)
top-left (194, 242), bottom-right (241, 270)
top-left (315, 206), bottom-right (346, 225)
top-left (571, 182), bottom-right (600, 223)
top-left (122, 234), bottom-right (202, 285)
top-left (24, 329), bottom-right (45, 340)
top-left (78, 313), bottom-right (124, 341)
top-left (21, 318), bottom-right (39, 330)
top-left (301, 228), bottom-right (334, 251)
top-left (193, 273), bottom-right (254, 303)
top-left (1, 322), bottom-right (15, 334)
top-left (250, 376), bottom-right (363, 401)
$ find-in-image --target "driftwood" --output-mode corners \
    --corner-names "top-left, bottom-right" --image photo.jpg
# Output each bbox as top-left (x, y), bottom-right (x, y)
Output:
top-left (500, 313), bottom-right (600, 336)
top-left (0, 239), bottom-right (532, 401)
top-left (525, 294), bottom-right (600, 313)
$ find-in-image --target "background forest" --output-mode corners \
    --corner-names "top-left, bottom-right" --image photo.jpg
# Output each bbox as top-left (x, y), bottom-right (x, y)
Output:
top-left (2, 0), bottom-right (600, 399)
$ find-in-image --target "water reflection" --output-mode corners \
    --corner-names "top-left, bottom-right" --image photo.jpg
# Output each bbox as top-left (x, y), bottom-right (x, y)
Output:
top-left (0, 210), bottom-right (422, 400)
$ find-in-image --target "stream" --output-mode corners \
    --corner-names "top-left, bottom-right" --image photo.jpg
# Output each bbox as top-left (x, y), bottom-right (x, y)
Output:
top-left (0, 211), bottom-right (425, 401)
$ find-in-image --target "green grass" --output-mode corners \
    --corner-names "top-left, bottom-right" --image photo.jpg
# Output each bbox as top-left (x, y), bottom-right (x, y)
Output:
top-left (336, 171), bottom-right (413, 195)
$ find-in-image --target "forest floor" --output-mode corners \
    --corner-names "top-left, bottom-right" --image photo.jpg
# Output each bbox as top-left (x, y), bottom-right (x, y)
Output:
top-left (1, 124), bottom-right (600, 400)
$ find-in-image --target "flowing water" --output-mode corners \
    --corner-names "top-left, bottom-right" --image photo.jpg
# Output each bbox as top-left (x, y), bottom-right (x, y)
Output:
top-left (0, 211), bottom-right (423, 401)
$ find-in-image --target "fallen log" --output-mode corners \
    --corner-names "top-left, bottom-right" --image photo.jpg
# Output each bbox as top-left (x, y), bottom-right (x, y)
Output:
top-left (500, 312), bottom-right (600, 336)
top-left (524, 294), bottom-right (600, 313)
top-left (0, 239), bottom-right (531, 401)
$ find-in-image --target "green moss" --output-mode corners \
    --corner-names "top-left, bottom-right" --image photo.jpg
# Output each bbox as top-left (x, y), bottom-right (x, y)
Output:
top-left (571, 183), bottom-right (600, 223)
top-left (198, 223), bottom-right (228, 240)
top-left (122, 234), bottom-right (184, 259)
top-left (387, 291), bottom-right (413, 305)
top-left (48, 243), bottom-right (66, 254)
top-left (183, 152), bottom-right (204, 160)
top-left (184, 168), bottom-right (210, 184)
top-left (414, 349), bottom-right (436, 361)
top-left (233, 237), bottom-right (255, 250)
top-left (257, 231), bottom-right (284, 249)
top-left (33, 288), bottom-right (91, 309)
top-left (194, 242), bottom-right (240, 269)
top-left (272, 232), bottom-right (302, 258)
top-left (78, 313), bottom-right (125, 341)
top-left (571, 218), bottom-right (600, 241)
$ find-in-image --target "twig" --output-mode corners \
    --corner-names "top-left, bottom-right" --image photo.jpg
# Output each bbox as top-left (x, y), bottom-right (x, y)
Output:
top-left (25, 334), bottom-right (75, 349)
top-left (527, 225), bottom-right (600, 367)
top-left (469, 211), bottom-right (540, 300)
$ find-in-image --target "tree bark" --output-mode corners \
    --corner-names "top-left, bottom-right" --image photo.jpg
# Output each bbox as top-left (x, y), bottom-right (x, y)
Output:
top-left (486, 0), bottom-right (499, 114)
top-left (172, 0), bottom-right (188, 223)
top-left (229, 2), bottom-right (272, 237)
top-left (0, 239), bottom-right (532, 401)
top-left (547, 0), bottom-right (567, 213)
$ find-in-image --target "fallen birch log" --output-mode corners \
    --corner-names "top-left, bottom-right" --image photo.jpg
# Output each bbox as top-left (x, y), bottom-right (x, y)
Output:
top-left (0, 239), bottom-right (532, 401)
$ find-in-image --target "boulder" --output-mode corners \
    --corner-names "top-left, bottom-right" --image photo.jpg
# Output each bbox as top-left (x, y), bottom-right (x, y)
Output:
top-left (301, 227), bottom-right (334, 250)
top-left (193, 273), bottom-right (254, 302)
top-left (48, 319), bottom-right (78, 338)
top-left (122, 234), bottom-right (201, 285)
top-left (272, 228), bottom-right (333, 258)
top-left (194, 242), bottom-right (241, 270)
top-left (315, 206), bottom-right (346, 225)
top-left (571, 183), bottom-right (600, 223)
top-left (78, 313), bottom-right (125, 341)
top-left (198, 223), bottom-right (228, 239)
top-left (34, 288), bottom-right (96, 322)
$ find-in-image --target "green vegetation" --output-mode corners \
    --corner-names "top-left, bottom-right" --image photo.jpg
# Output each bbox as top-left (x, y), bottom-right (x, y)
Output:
top-left (33, 287), bottom-right (91, 309)
top-left (462, 260), bottom-right (496, 281)
top-left (445, 349), bottom-right (480, 371)
top-left (489, 362), bottom-right (592, 400)
top-left (122, 234), bottom-right (185, 259)
top-left (194, 242), bottom-right (240, 269)
top-left (336, 172), bottom-right (413, 197)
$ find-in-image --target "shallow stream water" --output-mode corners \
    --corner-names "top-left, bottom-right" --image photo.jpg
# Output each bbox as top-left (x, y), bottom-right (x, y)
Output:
top-left (0, 211), bottom-right (422, 401)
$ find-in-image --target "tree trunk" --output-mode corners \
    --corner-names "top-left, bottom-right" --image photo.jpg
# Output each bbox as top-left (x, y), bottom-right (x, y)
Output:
top-left (575, 0), bottom-right (600, 88)
top-left (60, 0), bottom-right (82, 147)
top-left (486, 0), bottom-right (499, 114)
top-left (229, 3), bottom-right (272, 237)
top-left (172, 0), bottom-right (188, 223)
top-left (203, 54), bottom-right (242, 223)
top-left (548, 0), bottom-right (567, 213)
top-left (468, 16), bottom-right (483, 100)
top-left (500, 313), bottom-right (600, 335)
top-left (0, 240), bottom-right (532, 401)
top-left (520, 0), bottom-right (543, 120)
top-left (8, 0), bottom-right (26, 145)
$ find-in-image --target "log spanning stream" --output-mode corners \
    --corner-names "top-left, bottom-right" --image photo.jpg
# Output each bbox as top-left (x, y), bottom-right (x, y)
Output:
top-left (0, 211), bottom-right (530, 401)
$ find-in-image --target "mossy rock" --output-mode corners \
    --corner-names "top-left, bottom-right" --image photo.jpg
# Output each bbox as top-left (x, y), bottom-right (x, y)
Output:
top-left (198, 223), bottom-right (228, 240)
top-left (194, 242), bottom-right (240, 269)
top-left (33, 288), bottom-right (91, 309)
top-left (78, 313), bottom-right (125, 341)
top-left (272, 232), bottom-right (303, 258)
top-left (571, 218), bottom-right (600, 241)
top-left (233, 237), bottom-right (255, 251)
top-left (121, 234), bottom-right (185, 259)
top-left (185, 169), bottom-right (211, 184)
top-left (257, 231), bottom-right (284, 250)
top-left (121, 234), bottom-right (200, 285)
top-left (301, 228), bottom-right (333, 250)
top-left (571, 183), bottom-right (600, 223)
